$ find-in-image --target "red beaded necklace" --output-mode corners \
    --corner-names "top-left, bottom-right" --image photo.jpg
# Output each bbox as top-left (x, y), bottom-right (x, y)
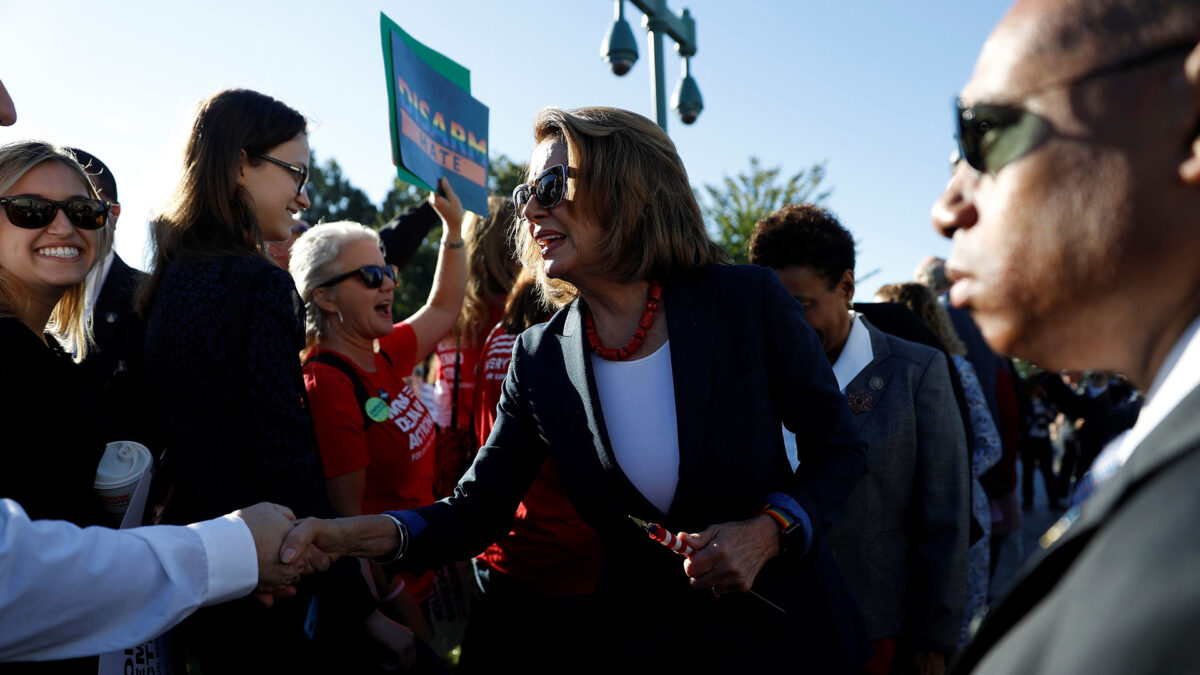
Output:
top-left (584, 281), bottom-right (663, 361)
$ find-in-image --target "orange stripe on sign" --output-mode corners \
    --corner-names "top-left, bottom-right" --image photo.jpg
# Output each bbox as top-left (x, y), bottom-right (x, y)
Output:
top-left (401, 108), bottom-right (487, 187)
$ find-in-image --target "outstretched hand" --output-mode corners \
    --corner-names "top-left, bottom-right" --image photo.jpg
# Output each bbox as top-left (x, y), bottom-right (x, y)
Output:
top-left (680, 514), bottom-right (781, 596)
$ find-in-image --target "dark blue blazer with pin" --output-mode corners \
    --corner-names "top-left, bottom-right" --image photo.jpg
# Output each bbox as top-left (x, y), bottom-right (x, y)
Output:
top-left (394, 264), bottom-right (871, 673)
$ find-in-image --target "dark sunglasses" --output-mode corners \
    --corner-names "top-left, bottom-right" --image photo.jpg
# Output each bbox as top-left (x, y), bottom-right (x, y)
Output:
top-left (255, 153), bottom-right (309, 196)
top-left (512, 164), bottom-right (573, 216)
top-left (0, 195), bottom-right (110, 230)
top-left (954, 39), bottom-right (1197, 175)
top-left (319, 264), bottom-right (398, 289)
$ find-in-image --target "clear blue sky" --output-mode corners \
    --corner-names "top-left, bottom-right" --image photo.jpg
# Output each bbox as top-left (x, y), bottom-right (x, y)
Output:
top-left (1, 0), bottom-right (1013, 298)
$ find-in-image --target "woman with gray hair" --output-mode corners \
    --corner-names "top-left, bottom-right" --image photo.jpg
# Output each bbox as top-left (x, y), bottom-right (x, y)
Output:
top-left (290, 180), bottom-right (465, 645)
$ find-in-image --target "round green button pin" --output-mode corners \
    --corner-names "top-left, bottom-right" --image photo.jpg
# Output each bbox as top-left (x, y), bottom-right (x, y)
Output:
top-left (364, 397), bottom-right (389, 423)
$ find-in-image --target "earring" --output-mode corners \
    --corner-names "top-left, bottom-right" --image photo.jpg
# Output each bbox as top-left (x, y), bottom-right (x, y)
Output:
top-left (336, 310), bottom-right (344, 324)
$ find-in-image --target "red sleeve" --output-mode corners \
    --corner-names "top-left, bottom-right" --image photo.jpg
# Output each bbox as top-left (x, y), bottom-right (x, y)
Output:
top-left (378, 321), bottom-right (418, 378)
top-left (304, 361), bottom-right (370, 479)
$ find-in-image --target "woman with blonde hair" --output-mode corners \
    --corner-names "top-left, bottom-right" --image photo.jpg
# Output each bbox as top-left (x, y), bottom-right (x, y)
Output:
top-left (0, 140), bottom-right (114, 672)
top-left (288, 106), bottom-right (873, 673)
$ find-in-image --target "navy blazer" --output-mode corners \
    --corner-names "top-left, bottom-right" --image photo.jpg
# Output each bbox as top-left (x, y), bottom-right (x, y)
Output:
top-left (400, 265), bottom-right (871, 672)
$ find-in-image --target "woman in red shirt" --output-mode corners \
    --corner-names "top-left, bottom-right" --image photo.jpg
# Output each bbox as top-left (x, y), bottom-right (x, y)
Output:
top-left (290, 181), bottom-right (465, 633)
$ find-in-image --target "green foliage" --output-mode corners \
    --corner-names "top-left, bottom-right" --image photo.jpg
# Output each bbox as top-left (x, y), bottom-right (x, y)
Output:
top-left (379, 178), bottom-right (427, 224)
top-left (488, 154), bottom-right (525, 199)
top-left (698, 157), bottom-right (832, 264)
top-left (305, 152), bottom-right (380, 227)
top-left (352, 153), bottom-right (526, 319)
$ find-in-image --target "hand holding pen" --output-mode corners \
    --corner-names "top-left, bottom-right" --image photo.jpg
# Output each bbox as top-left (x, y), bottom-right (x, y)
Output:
top-left (629, 515), bottom-right (785, 614)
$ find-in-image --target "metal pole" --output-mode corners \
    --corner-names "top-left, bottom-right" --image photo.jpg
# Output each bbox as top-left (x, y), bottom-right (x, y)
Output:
top-left (647, 23), bottom-right (668, 131)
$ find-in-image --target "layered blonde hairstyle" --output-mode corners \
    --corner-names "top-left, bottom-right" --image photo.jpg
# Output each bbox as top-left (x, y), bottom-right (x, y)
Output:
top-left (515, 106), bottom-right (726, 306)
top-left (0, 140), bottom-right (109, 361)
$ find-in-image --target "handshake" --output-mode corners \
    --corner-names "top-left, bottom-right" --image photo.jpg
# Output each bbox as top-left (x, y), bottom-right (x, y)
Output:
top-left (238, 505), bottom-right (404, 595)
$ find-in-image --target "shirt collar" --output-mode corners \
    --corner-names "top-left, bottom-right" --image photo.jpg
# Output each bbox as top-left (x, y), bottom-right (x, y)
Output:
top-left (832, 312), bottom-right (873, 392)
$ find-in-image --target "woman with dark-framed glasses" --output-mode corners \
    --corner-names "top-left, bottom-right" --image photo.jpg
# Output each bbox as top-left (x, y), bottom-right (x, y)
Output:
top-left (140, 88), bottom-right (420, 673)
top-left (0, 140), bottom-right (116, 673)
top-left (287, 106), bottom-right (873, 673)
top-left (288, 192), bottom-right (465, 652)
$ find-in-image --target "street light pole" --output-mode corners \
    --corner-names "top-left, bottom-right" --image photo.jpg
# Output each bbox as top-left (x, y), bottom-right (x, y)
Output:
top-left (643, 6), bottom-right (670, 130)
top-left (601, 0), bottom-right (703, 132)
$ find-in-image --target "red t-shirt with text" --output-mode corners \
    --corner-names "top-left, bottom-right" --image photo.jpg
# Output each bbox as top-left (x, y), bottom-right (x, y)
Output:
top-left (304, 322), bottom-right (436, 599)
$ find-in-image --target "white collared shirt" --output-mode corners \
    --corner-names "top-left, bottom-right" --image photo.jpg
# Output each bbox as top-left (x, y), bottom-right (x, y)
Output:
top-left (831, 312), bottom-right (874, 393)
top-left (0, 499), bottom-right (258, 661)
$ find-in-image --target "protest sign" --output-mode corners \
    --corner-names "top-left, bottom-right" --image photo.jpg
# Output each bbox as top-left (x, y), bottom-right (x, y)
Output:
top-left (381, 14), bottom-right (489, 216)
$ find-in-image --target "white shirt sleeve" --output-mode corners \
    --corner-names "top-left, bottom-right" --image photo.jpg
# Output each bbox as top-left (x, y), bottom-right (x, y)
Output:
top-left (0, 498), bottom-right (258, 662)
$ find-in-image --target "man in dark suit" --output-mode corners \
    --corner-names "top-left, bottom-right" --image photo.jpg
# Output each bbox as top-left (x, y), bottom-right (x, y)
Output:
top-left (932, 1), bottom-right (1200, 671)
top-left (69, 148), bottom-right (149, 443)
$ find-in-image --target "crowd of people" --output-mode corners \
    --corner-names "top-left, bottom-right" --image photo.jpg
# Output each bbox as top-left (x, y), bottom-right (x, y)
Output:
top-left (3, 0), bottom-right (1200, 673)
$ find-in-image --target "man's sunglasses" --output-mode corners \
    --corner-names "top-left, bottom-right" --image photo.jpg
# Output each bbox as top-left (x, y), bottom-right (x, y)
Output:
top-left (255, 153), bottom-right (309, 196)
top-left (319, 264), bottom-right (398, 289)
top-left (954, 39), bottom-right (1197, 175)
top-left (0, 195), bottom-right (110, 230)
top-left (512, 164), bottom-right (573, 216)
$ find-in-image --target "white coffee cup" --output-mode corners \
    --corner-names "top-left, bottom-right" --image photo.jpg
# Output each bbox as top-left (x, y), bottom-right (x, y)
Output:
top-left (93, 440), bottom-right (152, 520)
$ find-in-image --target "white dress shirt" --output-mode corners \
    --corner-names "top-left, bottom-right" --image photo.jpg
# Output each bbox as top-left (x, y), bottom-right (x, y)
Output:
top-left (0, 498), bottom-right (258, 662)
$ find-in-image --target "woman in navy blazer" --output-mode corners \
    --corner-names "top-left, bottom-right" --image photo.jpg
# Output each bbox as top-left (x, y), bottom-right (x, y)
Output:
top-left (287, 107), bottom-right (871, 673)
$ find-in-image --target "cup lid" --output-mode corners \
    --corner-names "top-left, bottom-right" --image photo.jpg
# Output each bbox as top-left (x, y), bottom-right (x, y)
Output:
top-left (94, 441), bottom-right (153, 488)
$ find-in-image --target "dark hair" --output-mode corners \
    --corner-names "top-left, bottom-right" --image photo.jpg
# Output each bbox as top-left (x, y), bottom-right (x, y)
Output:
top-left (139, 89), bottom-right (307, 314)
top-left (65, 148), bottom-right (117, 203)
top-left (516, 106), bottom-right (727, 306)
top-left (748, 203), bottom-right (855, 288)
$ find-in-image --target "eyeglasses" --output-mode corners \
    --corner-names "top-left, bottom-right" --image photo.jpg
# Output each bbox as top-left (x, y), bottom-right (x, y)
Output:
top-left (255, 153), bottom-right (309, 196)
top-left (512, 164), bottom-right (573, 217)
top-left (954, 39), bottom-right (1197, 175)
top-left (319, 264), bottom-right (398, 289)
top-left (0, 195), bottom-right (110, 230)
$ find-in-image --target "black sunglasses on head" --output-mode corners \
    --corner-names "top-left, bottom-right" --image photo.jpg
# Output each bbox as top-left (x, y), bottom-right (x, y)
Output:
top-left (512, 164), bottom-right (573, 217)
top-left (319, 264), bottom-right (398, 289)
top-left (954, 38), bottom-right (1197, 175)
top-left (0, 195), bottom-right (110, 230)
top-left (255, 153), bottom-right (309, 196)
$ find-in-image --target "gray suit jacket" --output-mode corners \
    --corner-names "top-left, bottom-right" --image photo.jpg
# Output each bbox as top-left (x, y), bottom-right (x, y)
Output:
top-left (827, 316), bottom-right (970, 653)
top-left (953, 382), bottom-right (1200, 673)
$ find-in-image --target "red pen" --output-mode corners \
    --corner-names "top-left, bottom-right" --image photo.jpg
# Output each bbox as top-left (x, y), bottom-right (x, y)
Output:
top-left (628, 515), bottom-right (786, 614)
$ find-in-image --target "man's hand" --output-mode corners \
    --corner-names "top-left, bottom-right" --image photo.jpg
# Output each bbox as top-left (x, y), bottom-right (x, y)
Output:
top-left (680, 514), bottom-right (781, 595)
top-left (233, 503), bottom-right (328, 594)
